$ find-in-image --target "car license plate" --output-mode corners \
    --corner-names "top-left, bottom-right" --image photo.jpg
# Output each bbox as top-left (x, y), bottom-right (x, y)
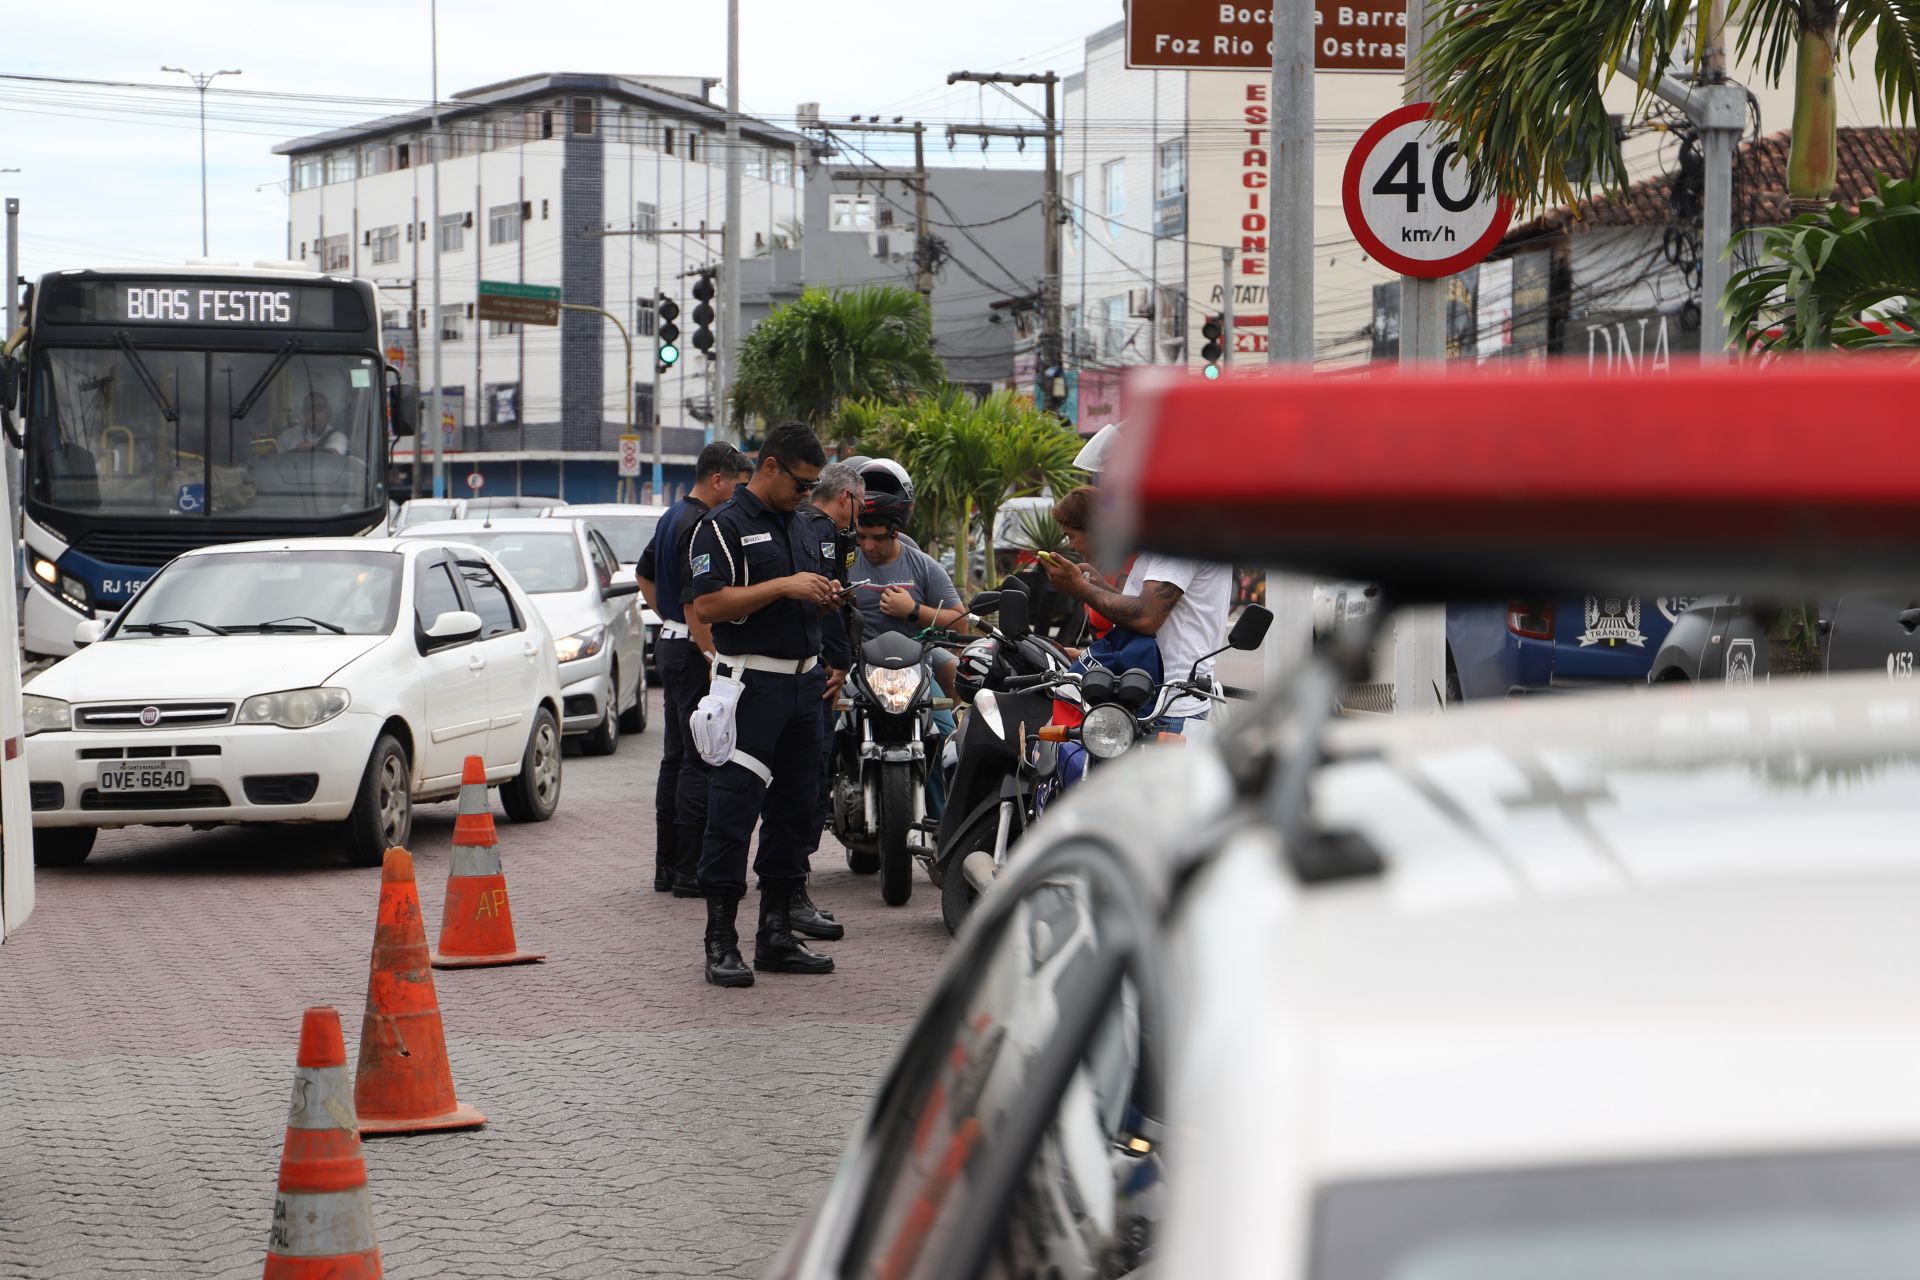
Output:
top-left (96, 760), bottom-right (192, 792)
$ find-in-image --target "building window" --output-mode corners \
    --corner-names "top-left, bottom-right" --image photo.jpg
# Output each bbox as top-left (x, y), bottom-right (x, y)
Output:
top-left (1067, 172), bottom-right (1084, 250)
top-left (484, 383), bottom-right (521, 426)
top-left (438, 215), bottom-right (465, 253)
top-left (635, 117), bottom-right (661, 150)
top-left (770, 152), bottom-right (793, 186)
top-left (1157, 139), bottom-right (1186, 200)
top-left (684, 131), bottom-right (702, 163)
top-left (371, 225), bottom-right (400, 264)
top-left (635, 201), bottom-right (657, 236)
top-left (486, 319), bottom-right (521, 337)
top-left (380, 308), bottom-right (404, 333)
top-left (572, 97), bottom-right (595, 135)
top-left (744, 147), bottom-right (767, 179)
top-left (292, 156), bottom-right (323, 191)
top-left (1103, 160), bottom-right (1126, 238)
top-left (439, 305), bottom-right (464, 342)
top-left (323, 151), bottom-right (354, 185)
top-left (396, 140), bottom-right (412, 170)
top-left (1065, 305), bottom-right (1085, 360)
top-left (634, 382), bottom-right (656, 429)
top-left (319, 234), bottom-right (351, 272)
top-left (488, 203), bottom-right (521, 245)
top-left (878, 203), bottom-right (896, 229)
top-left (635, 297), bottom-right (657, 338)
top-left (1157, 287), bottom-right (1186, 341)
top-left (1101, 295), bottom-right (1127, 359)
top-left (663, 126), bottom-right (676, 156)
top-left (831, 195), bottom-right (876, 232)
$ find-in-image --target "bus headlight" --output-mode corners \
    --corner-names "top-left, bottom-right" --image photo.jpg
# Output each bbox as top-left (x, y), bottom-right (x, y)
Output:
top-left (238, 687), bottom-right (351, 729)
top-left (23, 695), bottom-right (72, 737)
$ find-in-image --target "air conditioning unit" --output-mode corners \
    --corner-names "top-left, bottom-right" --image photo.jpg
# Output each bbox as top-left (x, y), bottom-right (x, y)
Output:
top-left (1128, 289), bottom-right (1155, 319)
top-left (521, 201), bottom-right (532, 221)
top-left (461, 211), bottom-right (474, 228)
top-left (362, 230), bottom-right (372, 246)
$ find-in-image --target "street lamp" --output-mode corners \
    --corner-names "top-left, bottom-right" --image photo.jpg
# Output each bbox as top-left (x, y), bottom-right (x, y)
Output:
top-left (160, 66), bottom-right (242, 256)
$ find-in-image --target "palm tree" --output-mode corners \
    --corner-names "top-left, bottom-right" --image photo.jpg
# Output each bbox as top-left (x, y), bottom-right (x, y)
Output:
top-left (1427, 0), bottom-right (1920, 211)
top-left (1726, 170), bottom-right (1920, 347)
top-left (729, 285), bottom-right (945, 441)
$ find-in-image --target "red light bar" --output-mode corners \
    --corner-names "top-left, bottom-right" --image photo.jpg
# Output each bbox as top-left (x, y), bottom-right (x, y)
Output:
top-left (1108, 359), bottom-right (1920, 599)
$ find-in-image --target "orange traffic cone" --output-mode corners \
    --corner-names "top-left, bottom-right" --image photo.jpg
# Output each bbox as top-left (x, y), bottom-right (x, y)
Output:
top-left (354, 847), bottom-right (486, 1136)
top-left (264, 1006), bottom-right (382, 1279)
top-left (431, 756), bottom-right (544, 968)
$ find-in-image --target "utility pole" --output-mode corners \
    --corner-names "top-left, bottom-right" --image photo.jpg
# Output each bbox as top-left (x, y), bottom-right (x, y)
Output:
top-left (4, 197), bottom-right (17, 339)
top-left (720, 0), bottom-right (743, 442)
top-left (427, 0), bottom-right (446, 499)
top-left (1220, 249), bottom-right (1235, 371)
top-left (160, 66), bottom-right (242, 257)
top-left (947, 70), bottom-right (1060, 411)
top-left (817, 121), bottom-right (936, 302)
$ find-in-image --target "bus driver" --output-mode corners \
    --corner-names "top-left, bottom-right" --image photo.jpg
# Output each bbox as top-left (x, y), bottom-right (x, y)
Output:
top-left (277, 392), bottom-right (349, 455)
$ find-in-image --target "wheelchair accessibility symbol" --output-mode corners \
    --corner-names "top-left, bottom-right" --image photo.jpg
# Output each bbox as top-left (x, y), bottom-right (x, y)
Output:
top-left (176, 484), bottom-right (206, 513)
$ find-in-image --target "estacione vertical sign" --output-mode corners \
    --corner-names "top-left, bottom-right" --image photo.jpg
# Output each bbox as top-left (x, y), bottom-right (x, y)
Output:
top-left (1188, 73), bottom-right (1277, 360)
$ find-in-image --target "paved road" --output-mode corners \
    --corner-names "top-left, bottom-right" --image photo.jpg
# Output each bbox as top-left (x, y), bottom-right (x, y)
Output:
top-left (0, 694), bottom-right (951, 1278)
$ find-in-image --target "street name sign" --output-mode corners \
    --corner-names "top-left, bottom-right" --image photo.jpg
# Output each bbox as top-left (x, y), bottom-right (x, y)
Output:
top-left (476, 280), bottom-right (561, 327)
top-left (1342, 103), bottom-right (1513, 279)
top-left (1126, 0), bottom-right (1407, 73)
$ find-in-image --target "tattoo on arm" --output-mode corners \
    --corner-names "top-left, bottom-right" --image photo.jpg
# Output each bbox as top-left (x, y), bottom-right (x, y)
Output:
top-left (1082, 580), bottom-right (1182, 633)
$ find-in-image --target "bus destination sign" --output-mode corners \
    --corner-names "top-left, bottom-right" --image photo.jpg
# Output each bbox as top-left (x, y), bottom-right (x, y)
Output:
top-left (41, 277), bottom-right (369, 331)
top-left (124, 286), bottom-right (297, 324)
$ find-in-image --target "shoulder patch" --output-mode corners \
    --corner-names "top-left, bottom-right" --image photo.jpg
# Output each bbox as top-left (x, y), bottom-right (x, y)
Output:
top-left (740, 532), bottom-right (773, 546)
top-left (821, 540), bottom-right (837, 560)
top-left (691, 553), bottom-right (712, 576)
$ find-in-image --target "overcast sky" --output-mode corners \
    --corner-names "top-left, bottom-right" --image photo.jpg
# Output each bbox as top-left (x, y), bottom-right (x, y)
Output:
top-left (2, 0), bottom-right (1123, 283)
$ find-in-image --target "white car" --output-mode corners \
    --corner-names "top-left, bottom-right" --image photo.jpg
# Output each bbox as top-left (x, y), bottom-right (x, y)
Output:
top-left (24, 538), bottom-right (564, 868)
top-left (546, 502), bottom-right (669, 664)
top-left (401, 518), bottom-right (646, 754)
top-left (390, 497), bottom-right (467, 531)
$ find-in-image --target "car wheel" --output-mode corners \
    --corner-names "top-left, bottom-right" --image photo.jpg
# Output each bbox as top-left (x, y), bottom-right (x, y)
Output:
top-left (582, 674), bottom-right (620, 757)
top-left (343, 734), bottom-right (411, 868)
top-left (32, 827), bottom-right (96, 868)
top-left (501, 706), bottom-right (563, 823)
top-left (619, 663), bottom-right (648, 734)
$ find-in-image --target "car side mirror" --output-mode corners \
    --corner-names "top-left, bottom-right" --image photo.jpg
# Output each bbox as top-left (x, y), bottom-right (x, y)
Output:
top-left (423, 609), bottom-right (482, 642)
top-left (968, 590), bottom-right (1002, 616)
top-left (388, 384), bottom-right (420, 438)
top-left (604, 569), bottom-right (641, 600)
top-left (73, 619), bottom-right (106, 649)
top-left (999, 586), bottom-right (1031, 640)
top-left (1229, 604), bottom-right (1273, 651)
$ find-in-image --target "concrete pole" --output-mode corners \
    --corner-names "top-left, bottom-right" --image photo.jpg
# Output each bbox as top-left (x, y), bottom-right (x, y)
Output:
top-left (1699, 0), bottom-right (1733, 361)
top-left (1393, 0), bottom-right (1449, 714)
top-left (1220, 248), bottom-right (1235, 371)
top-left (4, 198), bottom-right (17, 339)
top-left (720, 0), bottom-right (743, 441)
top-left (1042, 77), bottom-right (1064, 412)
top-left (1262, 1), bottom-right (1317, 698)
top-left (428, 0), bottom-right (446, 499)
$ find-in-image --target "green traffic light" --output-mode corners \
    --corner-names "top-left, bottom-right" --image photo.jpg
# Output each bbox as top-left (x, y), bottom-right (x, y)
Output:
top-left (1203, 364), bottom-right (1221, 380)
top-left (659, 343), bottom-right (680, 367)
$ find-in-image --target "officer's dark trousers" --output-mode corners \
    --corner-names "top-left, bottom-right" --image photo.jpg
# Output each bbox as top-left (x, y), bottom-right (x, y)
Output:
top-left (807, 696), bottom-right (837, 864)
top-left (655, 638), bottom-right (712, 832)
top-left (699, 665), bottom-right (828, 899)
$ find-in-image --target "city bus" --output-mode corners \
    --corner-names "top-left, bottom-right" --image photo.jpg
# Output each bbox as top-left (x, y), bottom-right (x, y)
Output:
top-left (1, 265), bottom-right (416, 657)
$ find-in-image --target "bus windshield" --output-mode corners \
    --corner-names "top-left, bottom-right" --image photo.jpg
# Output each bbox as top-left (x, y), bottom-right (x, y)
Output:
top-left (28, 344), bottom-right (383, 520)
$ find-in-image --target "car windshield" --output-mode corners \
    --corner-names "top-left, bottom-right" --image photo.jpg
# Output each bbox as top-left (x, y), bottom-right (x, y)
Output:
top-left (115, 549), bottom-right (402, 636)
top-left (447, 531), bottom-right (585, 594)
top-left (398, 505), bottom-right (458, 528)
top-left (587, 515), bottom-right (660, 564)
top-left (1312, 1147), bottom-right (1920, 1280)
top-left (28, 345), bottom-right (383, 519)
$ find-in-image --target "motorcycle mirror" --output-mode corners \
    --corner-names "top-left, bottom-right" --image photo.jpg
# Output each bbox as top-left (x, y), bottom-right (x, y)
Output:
top-left (999, 585), bottom-right (1031, 640)
top-left (1115, 668), bottom-right (1156, 712)
top-left (968, 590), bottom-right (1002, 616)
top-left (1080, 666), bottom-right (1116, 707)
top-left (998, 575), bottom-right (1028, 597)
top-left (1229, 605), bottom-right (1273, 651)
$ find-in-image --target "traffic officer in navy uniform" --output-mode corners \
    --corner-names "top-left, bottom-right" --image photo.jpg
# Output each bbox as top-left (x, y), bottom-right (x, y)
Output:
top-left (685, 421), bottom-right (845, 987)
top-left (636, 441), bottom-right (743, 896)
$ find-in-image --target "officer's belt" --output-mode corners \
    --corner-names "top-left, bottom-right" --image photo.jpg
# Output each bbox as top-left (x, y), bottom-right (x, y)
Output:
top-left (714, 653), bottom-right (819, 677)
top-left (729, 750), bottom-right (773, 786)
top-left (658, 621), bottom-right (691, 640)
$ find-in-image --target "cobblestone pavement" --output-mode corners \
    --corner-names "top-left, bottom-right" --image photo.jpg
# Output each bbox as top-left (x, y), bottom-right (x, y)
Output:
top-left (0, 694), bottom-right (952, 1278)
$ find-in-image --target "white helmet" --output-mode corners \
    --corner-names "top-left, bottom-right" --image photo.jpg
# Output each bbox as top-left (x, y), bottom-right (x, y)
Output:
top-left (1073, 421), bottom-right (1125, 474)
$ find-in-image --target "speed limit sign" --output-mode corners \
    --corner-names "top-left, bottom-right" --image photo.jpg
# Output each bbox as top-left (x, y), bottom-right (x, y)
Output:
top-left (1343, 103), bottom-right (1513, 280)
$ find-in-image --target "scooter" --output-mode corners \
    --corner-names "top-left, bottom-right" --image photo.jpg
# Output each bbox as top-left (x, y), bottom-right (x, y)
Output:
top-left (830, 624), bottom-right (944, 907)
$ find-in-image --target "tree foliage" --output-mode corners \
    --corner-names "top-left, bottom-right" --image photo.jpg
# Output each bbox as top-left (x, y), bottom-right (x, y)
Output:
top-left (729, 285), bottom-right (945, 439)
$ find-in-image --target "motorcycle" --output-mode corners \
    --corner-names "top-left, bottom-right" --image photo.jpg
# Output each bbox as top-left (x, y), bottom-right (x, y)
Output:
top-left (830, 622), bottom-right (948, 907)
top-left (939, 604), bottom-right (1273, 936)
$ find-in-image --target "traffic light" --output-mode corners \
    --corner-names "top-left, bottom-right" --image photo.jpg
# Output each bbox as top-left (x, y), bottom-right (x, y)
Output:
top-left (690, 272), bottom-right (716, 357)
top-left (1200, 316), bottom-right (1224, 380)
top-left (657, 295), bottom-right (681, 369)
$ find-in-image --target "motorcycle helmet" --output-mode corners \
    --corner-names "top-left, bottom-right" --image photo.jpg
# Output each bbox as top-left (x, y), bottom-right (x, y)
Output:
top-left (954, 637), bottom-right (1005, 701)
top-left (859, 458), bottom-right (916, 532)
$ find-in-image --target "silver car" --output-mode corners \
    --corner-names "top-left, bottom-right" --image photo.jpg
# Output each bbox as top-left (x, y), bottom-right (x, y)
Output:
top-left (544, 502), bottom-right (670, 667)
top-left (400, 517), bottom-right (646, 754)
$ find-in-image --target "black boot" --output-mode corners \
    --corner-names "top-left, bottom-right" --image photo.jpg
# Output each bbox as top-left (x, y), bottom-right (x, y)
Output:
top-left (789, 882), bottom-right (844, 940)
top-left (703, 896), bottom-right (753, 988)
top-left (672, 823), bottom-right (704, 898)
top-left (654, 820), bottom-right (677, 892)
top-left (754, 883), bottom-right (835, 975)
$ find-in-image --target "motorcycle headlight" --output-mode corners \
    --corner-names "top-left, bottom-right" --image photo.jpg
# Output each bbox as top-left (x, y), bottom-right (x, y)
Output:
top-left (865, 664), bottom-right (923, 714)
top-left (23, 694), bottom-right (71, 737)
top-left (1081, 704), bottom-right (1137, 760)
top-left (238, 687), bottom-right (351, 729)
top-left (554, 625), bottom-right (608, 664)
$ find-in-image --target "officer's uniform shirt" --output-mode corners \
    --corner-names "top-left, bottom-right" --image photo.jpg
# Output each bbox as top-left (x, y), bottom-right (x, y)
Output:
top-left (636, 494), bottom-right (709, 627)
top-left (797, 503), bottom-right (854, 672)
top-left (686, 485), bottom-right (825, 660)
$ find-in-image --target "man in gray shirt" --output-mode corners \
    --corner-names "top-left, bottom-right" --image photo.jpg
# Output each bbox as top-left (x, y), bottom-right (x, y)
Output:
top-left (851, 507), bottom-right (966, 696)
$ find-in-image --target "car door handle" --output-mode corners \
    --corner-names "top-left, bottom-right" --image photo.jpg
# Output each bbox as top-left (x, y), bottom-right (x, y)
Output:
top-left (1899, 607), bottom-right (1920, 633)
top-left (469, 654), bottom-right (488, 672)
top-left (522, 642), bottom-right (539, 659)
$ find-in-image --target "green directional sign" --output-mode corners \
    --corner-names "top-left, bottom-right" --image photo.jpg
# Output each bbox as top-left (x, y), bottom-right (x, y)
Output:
top-left (477, 280), bottom-right (561, 326)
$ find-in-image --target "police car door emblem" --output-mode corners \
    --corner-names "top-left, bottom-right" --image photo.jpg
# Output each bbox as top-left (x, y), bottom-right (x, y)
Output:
top-left (1578, 596), bottom-right (1646, 647)
top-left (1726, 638), bottom-right (1756, 686)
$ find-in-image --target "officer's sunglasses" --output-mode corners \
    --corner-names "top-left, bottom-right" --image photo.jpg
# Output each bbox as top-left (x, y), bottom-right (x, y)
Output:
top-left (772, 457), bottom-right (820, 494)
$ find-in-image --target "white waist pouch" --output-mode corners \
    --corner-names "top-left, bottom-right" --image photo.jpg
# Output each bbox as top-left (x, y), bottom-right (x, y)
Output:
top-left (689, 672), bottom-right (745, 767)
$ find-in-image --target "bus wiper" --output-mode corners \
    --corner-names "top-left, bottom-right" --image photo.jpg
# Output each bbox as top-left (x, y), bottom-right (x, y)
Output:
top-left (230, 338), bottom-right (303, 421)
top-left (112, 332), bottom-right (179, 426)
top-left (120, 619), bottom-right (230, 636)
top-left (230, 616), bottom-right (346, 635)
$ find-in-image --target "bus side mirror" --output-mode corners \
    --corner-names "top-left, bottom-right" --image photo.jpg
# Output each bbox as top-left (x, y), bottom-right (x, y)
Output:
top-left (388, 384), bottom-right (419, 438)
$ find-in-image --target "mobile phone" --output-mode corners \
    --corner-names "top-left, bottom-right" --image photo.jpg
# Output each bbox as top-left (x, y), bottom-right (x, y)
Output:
top-left (1038, 550), bottom-right (1070, 567)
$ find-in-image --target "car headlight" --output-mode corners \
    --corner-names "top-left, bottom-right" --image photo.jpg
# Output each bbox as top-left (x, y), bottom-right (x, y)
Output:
top-left (865, 664), bottom-right (923, 715)
top-left (554, 625), bottom-right (607, 664)
top-left (237, 687), bottom-right (351, 729)
top-left (23, 694), bottom-right (71, 737)
top-left (1081, 704), bottom-right (1138, 760)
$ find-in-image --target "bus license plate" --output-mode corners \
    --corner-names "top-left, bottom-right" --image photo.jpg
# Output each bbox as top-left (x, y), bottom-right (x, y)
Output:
top-left (97, 760), bottom-right (191, 792)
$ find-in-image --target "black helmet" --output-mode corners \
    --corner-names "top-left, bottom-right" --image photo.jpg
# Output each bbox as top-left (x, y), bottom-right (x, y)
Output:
top-left (954, 637), bottom-right (1005, 701)
top-left (858, 458), bottom-right (915, 532)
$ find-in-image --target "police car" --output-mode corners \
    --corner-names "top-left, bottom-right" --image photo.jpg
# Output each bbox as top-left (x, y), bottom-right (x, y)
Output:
top-left (769, 361), bottom-right (1920, 1279)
